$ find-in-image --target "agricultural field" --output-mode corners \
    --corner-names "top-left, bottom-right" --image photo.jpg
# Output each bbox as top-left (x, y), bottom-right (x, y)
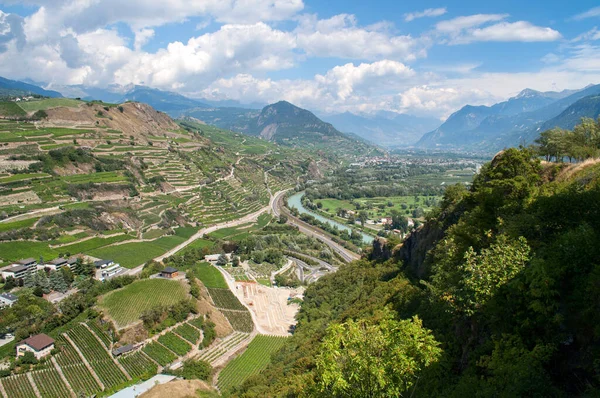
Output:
top-left (217, 335), bottom-right (288, 392)
top-left (193, 262), bottom-right (228, 289)
top-left (313, 194), bottom-right (442, 221)
top-left (98, 279), bottom-right (189, 328)
top-left (55, 336), bottom-right (102, 395)
top-left (221, 309), bottom-right (254, 333)
top-left (188, 317), bottom-right (204, 330)
top-left (118, 351), bottom-right (157, 378)
top-left (31, 368), bottom-right (72, 398)
top-left (197, 332), bottom-right (250, 365)
top-left (174, 323), bottom-right (201, 344)
top-left (1, 373), bottom-right (37, 398)
top-left (17, 98), bottom-right (82, 112)
top-left (142, 342), bottom-right (177, 366)
top-left (207, 288), bottom-right (247, 311)
top-left (157, 332), bottom-right (191, 356)
top-left (86, 319), bottom-right (113, 348)
top-left (66, 324), bottom-right (128, 389)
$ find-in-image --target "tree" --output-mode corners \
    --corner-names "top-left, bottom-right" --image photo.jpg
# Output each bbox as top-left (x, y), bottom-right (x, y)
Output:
top-left (315, 309), bottom-right (441, 397)
top-left (358, 210), bottom-right (368, 227)
top-left (232, 256), bottom-right (241, 267)
top-left (278, 214), bottom-right (288, 224)
top-left (180, 359), bottom-right (212, 380)
top-left (216, 253), bottom-right (228, 266)
top-left (3, 276), bottom-right (15, 291)
top-left (49, 271), bottom-right (69, 293)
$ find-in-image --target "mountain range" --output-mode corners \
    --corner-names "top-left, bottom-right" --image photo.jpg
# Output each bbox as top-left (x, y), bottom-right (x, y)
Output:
top-left (3, 76), bottom-right (600, 152)
top-left (0, 76), bottom-right (63, 98)
top-left (417, 84), bottom-right (600, 151)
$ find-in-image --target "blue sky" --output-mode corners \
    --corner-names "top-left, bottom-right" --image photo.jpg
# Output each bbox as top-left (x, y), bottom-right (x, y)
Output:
top-left (0, 0), bottom-right (600, 118)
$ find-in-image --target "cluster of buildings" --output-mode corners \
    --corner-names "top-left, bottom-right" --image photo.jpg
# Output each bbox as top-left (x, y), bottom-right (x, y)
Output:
top-left (0, 256), bottom-right (124, 283)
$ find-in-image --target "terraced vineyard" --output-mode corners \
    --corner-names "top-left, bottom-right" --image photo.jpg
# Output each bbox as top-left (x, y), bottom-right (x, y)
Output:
top-left (174, 323), bottom-right (201, 344)
top-left (218, 335), bottom-right (288, 392)
top-left (31, 368), bottom-right (72, 398)
top-left (207, 288), bottom-right (247, 311)
top-left (98, 279), bottom-right (188, 328)
top-left (142, 342), bottom-right (177, 366)
top-left (118, 351), bottom-right (157, 378)
top-left (197, 332), bottom-right (250, 365)
top-left (66, 325), bottom-right (128, 389)
top-left (55, 336), bottom-right (102, 395)
top-left (188, 316), bottom-right (204, 330)
top-left (157, 332), bottom-right (191, 356)
top-left (221, 309), bottom-right (255, 333)
top-left (86, 319), bottom-right (113, 348)
top-left (1, 373), bottom-right (37, 398)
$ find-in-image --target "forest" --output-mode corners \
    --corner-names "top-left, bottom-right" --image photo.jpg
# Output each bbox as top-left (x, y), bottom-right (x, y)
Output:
top-left (229, 143), bottom-right (600, 397)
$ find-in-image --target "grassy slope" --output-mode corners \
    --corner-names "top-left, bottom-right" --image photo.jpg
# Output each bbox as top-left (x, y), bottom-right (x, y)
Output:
top-left (98, 279), bottom-right (188, 327)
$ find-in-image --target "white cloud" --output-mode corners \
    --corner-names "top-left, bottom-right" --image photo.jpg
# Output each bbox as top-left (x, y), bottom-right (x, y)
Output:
top-left (436, 14), bottom-right (507, 34)
top-left (295, 14), bottom-right (428, 61)
top-left (572, 27), bottom-right (600, 42)
top-left (134, 29), bottom-right (154, 51)
top-left (572, 6), bottom-right (600, 21)
top-left (435, 14), bottom-right (561, 44)
top-left (404, 8), bottom-right (447, 22)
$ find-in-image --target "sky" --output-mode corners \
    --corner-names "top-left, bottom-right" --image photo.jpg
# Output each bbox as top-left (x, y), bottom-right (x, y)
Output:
top-left (1, 1), bottom-right (600, 119)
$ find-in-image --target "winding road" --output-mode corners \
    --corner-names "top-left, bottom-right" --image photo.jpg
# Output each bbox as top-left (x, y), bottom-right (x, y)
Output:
top-left (271, 190), bottom-right (360, 263)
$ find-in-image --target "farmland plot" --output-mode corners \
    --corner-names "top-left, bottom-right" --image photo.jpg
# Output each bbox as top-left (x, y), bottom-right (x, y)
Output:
top-left (98, 279), bottom-right (188, 328)
top-left (31, 368), bottom-right (72, 398)
top-left (142, 342), bottom-right (177, 366)
top-left (221, 309), bottom-right (254, 333)
top-left (174, 323), bottom-right (201, 344)
top-left (118, 351), bottom-right (157, 378)
top-left (207, 288), bottom-right (246, 311)
top-left (157, 332), bottom-right (191, 356)
top-left (1, 374), bottom-right (37, 398)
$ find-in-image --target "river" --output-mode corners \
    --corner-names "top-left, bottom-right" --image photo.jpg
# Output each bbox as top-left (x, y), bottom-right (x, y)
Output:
top-left (287, 192), bottom-right (374, 244)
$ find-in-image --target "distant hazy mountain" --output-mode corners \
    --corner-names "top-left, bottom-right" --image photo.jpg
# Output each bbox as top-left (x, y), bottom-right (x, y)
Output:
top-left (417, 84), bottom-right (600, 151)
top-left (119, 87), bottom-right (209, 113)
top-left (321, 112), bottom-right (440, 147)
top-left (0, 76), bottom-right (62, 98)
top-left (536, 95), bottom-right (600, 132)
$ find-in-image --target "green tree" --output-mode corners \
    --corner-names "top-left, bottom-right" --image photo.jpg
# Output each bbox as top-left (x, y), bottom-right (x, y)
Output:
top-left (216, 253), bottom-right (228, 266)
top-left (314, 309), bottom-right (441, 398)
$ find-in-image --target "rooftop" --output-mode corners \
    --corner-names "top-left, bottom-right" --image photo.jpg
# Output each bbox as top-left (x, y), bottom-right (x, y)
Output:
top-left (49, 258), bottom-right (67, 265)
top-left (17, 258), bottom-right (36, 265)
top-left (19, 334), bottom-right (55, 351)
top-left (94, 259), bottom-right (113, 266)
top-left (112, 344), bottom-right (135, 356)
top-left (6, 265), bottom-right (29, 273)
top-left (162, 267), bottom-right (178, 274)
top-left (0, 293), bottom-right (18, 301)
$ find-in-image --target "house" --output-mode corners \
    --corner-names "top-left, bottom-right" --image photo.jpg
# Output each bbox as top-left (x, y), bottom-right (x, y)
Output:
top-left (159, 267), bottom-right (179, 279)
top-left (2, 265), bottom-right (32, 280)
top-left (380, 217), bottom-right (392, 225)
top-left (0, 293), bottom-right (18, 308)
top-left (16, 334), bottom-right (55, 360)
top-left (46, 258), bottom-right (68, 271)
top-left (112, 344), bottom-right (135, 357)
top-left (100, 264), bottom-right (122, 280)
top-left (94, 259), bottom-right (114, 269)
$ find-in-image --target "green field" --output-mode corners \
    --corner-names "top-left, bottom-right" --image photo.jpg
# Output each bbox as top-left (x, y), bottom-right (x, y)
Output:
top-left (314, 195), bottom-right (441, 220)
top-left (88, 235), bottom-right (188, 268)
top-left (98, 279), bottom-right (189, 328)
top-left (218, 335), bottom-right (288, 392)
top-left (0, 172), bottom-right (50, 183)
top-left (0, 217), bottom-right (39, 233)
top-left (193, 262), bottom-right (228, 289)
top-left (17, 98), bottom-right (82, 112)
top-left (0, 102), bottom-right (27, 117)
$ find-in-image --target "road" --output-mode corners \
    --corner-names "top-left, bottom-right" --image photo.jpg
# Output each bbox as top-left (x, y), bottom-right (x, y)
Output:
top-left (271, 190), bottom-right (360, 263)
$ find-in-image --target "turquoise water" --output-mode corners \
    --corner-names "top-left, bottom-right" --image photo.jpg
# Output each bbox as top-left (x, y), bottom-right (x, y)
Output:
top-left (287, 192), bottom-right (374, 244)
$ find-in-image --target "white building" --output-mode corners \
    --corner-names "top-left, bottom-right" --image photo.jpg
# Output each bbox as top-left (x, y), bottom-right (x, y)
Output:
top-left (45, 258), bottom-right (68, 271)
top-left (16, 334), bottom-right (55, 360)
top-left (0, 293), bottom-right (18, 308)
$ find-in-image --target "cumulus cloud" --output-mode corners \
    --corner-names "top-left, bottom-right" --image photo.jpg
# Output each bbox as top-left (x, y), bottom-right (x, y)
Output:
top-left (295, 14), bottom-right (428, 61)
top-left (404, 8), bottom-right (447, 22)
top-left (0, 11), bottom-right (25, 52)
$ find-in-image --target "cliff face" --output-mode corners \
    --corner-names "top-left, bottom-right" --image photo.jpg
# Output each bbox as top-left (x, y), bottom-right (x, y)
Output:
top-left (394, 222), bottom-right (444, 279)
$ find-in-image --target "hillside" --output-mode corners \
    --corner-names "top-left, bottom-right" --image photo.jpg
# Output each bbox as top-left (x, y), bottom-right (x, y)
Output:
top-left (231, 148), bottom-right (600, 397)
top-left (417, 84), bottom-right (600, 151)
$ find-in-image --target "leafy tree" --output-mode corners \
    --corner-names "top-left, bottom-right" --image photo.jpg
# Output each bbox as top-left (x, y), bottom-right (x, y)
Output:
top-left (179, 359), bottom-right (212, 380)
top-left (358, 210), bottom-right (368, 226)
top-left (314, 309), bottom-right (441, 398)
top-left (216, 253), bottom-right (228, 266)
